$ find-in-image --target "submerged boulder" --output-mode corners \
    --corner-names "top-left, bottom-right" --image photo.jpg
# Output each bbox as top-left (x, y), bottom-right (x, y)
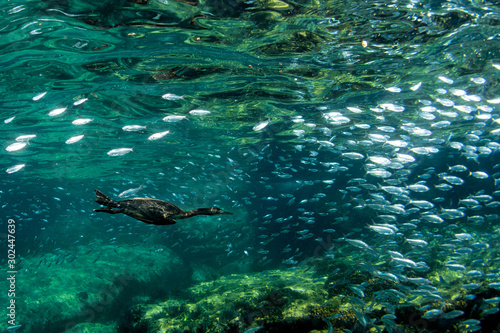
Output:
top-left (123, 267), bottom-right (328, 332)
top-left (3, 244), bottom-right (186, 333)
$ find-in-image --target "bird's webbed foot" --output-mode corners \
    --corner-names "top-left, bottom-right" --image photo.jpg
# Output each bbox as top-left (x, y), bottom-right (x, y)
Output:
top-left (94, 207), bottom-right (122, 214)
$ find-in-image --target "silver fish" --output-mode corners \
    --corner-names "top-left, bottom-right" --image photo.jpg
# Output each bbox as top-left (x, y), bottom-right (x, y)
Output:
top-left (65, 135), bottom-right (84, 144)
top-left (122, 125), bottom-right (146, 132)
top-left (148, 130), bottom-right (169, 141)
top-left (5, 142), bottom-right (27, 152)
top-left (163, 115), bottom-right (187, 122)
top-left (107, 148), bottom-right (133, 156)
top-left (72, 118), bottom-right (93, 125)
top-left (6, 164), bottom-right (25, 174)
top-left (161, 93), bottom-right (184, 100)
top-left (118, 185), bottom-right (143, 198)
top-left (189, 109), bottom-right (211, 116)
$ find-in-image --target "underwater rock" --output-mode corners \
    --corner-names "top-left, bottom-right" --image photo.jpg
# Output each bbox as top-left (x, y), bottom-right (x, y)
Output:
top-left (123, 267), bottom-right (328, 332)
top-left (65, 322), bottom-right (117, 333)
top-left (0, 245), bottom-right (186, 333)
top-left (191, 263), bottom-right (219, 283)
top-left (119, 249), bottom-right (500, 333)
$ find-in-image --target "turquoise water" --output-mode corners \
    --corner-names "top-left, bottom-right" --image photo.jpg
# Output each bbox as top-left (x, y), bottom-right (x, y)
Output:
top-left (2, 0), bottom-right (500, 332)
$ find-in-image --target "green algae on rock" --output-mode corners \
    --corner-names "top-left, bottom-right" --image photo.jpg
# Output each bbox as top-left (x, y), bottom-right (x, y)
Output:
top-left (125, 267), bottom-right (328, 332)
top-left (0, 245), bottom-right (186, 333)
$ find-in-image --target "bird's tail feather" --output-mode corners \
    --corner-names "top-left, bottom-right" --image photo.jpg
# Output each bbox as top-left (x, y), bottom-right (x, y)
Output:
top-left (94, 189), bottom-right (119, 207)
